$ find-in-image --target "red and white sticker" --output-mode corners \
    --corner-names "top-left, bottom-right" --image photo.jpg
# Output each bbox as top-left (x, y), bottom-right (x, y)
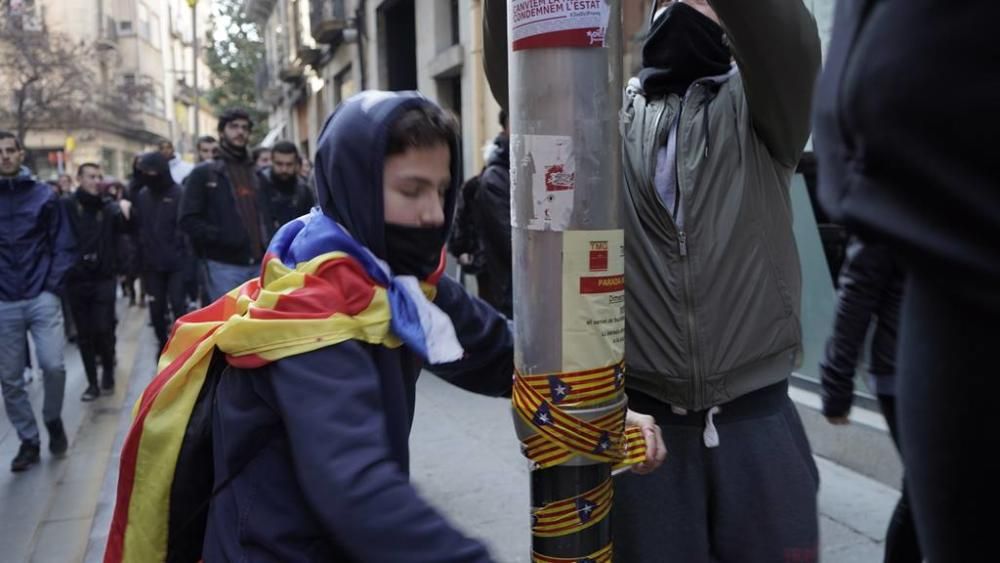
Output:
top-left (511, 0), bottom-right (611, 51)
top-left (511, 134), bottom-right (576, 232)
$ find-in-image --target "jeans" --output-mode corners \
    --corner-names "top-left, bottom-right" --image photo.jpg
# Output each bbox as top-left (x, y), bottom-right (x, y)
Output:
top-left (0, 292), bottom-right (67, 444)
top-left (145, 270), bottom-right (187, 351)
top-left (67, 277), bottom-right (118, 388)
top-left (203, 260), bottom-right (259, 302)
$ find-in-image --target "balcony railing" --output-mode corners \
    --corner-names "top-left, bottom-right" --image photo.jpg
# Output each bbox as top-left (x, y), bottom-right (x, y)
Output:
top-left (309, 0), bottom-right (348, 44)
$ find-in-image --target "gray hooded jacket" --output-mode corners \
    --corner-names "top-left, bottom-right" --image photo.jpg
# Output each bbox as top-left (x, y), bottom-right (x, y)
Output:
top-left (622, 0), bottom-right (820, 410)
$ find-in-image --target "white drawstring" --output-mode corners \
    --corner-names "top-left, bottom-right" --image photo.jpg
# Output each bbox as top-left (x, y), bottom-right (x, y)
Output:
top-left (703, 406), bottom-right (722, 448)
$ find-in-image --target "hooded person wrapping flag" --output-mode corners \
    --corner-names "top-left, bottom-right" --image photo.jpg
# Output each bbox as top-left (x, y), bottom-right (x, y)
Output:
top-left (105, 92), bottom-right (664, 563)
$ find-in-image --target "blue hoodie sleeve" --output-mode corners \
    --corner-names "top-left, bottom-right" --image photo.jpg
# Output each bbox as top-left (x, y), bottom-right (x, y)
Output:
top-left (428, 276), bottom-right (514, 397)
top-left (44, 190), bottom-right (77, 295)
top-left (268, 342), bottom-right (495, 563)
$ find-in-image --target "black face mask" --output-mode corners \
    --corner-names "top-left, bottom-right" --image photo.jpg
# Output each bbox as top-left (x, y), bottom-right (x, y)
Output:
top-left (639, 3), bottom-right (731, 97)
top-left (140, 172), bottom-right (172, 190)
top-left (383, 223), bottom-right (446, 279)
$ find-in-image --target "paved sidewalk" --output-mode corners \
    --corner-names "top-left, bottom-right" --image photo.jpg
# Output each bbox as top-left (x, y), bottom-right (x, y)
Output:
top-left (409, 373), bottom-right (899, 563)
top-left (0, 300), bottom-right (148, 563)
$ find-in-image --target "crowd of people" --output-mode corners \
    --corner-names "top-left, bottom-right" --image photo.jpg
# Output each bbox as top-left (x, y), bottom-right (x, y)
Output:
top-left (0, 109), bottom-right (315, 473)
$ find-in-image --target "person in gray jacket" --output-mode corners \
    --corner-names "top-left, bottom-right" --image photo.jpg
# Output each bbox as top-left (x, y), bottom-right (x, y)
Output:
top-left (483, 0), bottom-right (821, 560)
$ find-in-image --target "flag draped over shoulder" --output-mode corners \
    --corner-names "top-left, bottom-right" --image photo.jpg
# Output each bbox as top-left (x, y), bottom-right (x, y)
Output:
top-left (104, 210), bottom-right (463, 563)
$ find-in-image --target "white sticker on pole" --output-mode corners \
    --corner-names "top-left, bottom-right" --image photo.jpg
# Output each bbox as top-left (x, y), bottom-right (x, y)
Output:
top-left (511, 134), bottom-right (575, 232)
top-left (511, 0), bottom-right (611, 51)
top-left (561, 229), bottom-right (625, 372)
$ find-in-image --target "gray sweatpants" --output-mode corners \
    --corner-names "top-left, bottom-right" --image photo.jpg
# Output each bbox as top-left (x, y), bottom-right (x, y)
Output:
top-left (613, 381), bottom-right (820, 563)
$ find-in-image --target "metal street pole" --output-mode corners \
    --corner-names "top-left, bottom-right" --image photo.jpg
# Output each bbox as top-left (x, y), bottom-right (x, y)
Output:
top-left (188, 0), bottom-right (200, 145)
top-left (508, 2), bottom-right (641, 561)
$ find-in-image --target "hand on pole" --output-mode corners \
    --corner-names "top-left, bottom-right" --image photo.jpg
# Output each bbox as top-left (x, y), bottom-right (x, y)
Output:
top-left (625, 409), bottom-right (667, 475)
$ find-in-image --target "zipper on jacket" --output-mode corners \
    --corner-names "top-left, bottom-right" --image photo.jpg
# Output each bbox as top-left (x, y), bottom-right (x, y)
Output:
top-left (674, 86), bottom-right (702, 409)
top-left (672, 100), bottom-right (684, 224)
top-left (702, 98), bottom-right (711, 159)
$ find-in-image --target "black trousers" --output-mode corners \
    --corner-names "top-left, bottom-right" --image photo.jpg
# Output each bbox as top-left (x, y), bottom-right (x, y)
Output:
top-left (898, 274), bottom-right (1000, 561)
top-left (145, 270), bottom-right (187, 350)
top-left (876, 395), bottom-right (921, 563)
top-left (67, 276), bottom-right (117, 387)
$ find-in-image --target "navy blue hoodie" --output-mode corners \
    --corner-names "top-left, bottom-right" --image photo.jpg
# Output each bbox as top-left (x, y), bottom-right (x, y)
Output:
top-left (0, 166), bottom-right (77, 301)
top-left (202, 92), bottom-right (513, 562)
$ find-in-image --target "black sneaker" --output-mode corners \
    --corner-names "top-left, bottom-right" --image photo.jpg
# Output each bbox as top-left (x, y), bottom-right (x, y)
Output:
top-left (81, 385), bottom-right (101, 402)
top-left (10, 442), bottom-right (40, 472)
top-left (101, 370), bottom-right (116, 394)
top-left (45, 419), bottom-right (68, 456)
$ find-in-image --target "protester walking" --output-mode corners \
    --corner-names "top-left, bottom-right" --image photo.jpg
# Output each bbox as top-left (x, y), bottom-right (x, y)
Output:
top-left (0, 131), bottom-right (76, 471)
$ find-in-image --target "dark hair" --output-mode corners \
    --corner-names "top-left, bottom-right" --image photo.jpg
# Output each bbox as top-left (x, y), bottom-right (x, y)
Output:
top-left (0, 130), bottom-right (22, 150)
top-left (251, 146), bottom-right (271, 162)
top-left (217, 108), bottom-right (254, 133)
top-left (386, 105), bottom-right (459, 157)
top-left (271, 141), bottom-right (300, 162)
top-left (158, 140), bottom-right (173, 149)
top-left (499, 109), bottom-right (508, 129)
top-left (196, 135), bottom-right (217, 146)
top-left (77, 162), bottom-right (100, 177)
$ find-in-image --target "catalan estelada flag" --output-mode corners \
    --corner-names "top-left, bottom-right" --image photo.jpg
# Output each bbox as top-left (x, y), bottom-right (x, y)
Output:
top-left (104, 210), bottom-right (463, 563)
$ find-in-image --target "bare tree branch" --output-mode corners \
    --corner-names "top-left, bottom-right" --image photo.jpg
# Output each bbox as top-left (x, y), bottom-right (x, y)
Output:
top-left (0, 10), bottom-right (150, 143)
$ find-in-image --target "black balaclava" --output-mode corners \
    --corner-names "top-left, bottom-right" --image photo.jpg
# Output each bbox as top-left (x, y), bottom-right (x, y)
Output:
top-left (639, 2), bottom-right (732, 97)
top-left (313, 91), bottom-right (461, 280)
top-left (137, 152), bottom-right (173, 192)
top-left (383, 224), bottom-right (446, 279)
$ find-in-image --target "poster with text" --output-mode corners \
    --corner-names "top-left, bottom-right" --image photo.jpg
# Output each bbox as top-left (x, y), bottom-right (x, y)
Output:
top-left (511, 0), bottom-right (611, 51)
top-left (561, 229), bottom-right (625, 371)
top-left (511, 134), bottom-right (576, 232)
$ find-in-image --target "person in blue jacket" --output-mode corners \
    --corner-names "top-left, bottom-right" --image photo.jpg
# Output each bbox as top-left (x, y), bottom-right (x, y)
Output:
top-left (0, 131), bottom-right (77, 471)
top-left (199, 92), bottom-right (665, 562)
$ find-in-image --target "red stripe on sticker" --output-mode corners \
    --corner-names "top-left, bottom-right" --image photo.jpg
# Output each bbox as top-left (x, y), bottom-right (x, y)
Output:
top-left (579, 275), bottom-right (624, 294)
top-left (512, 28), bottom-right (606, 51)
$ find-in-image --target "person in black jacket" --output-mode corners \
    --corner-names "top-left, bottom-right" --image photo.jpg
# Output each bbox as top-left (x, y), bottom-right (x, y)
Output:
top-left (819, 238), bottom-right (918, 562)
top-left (813, 3), bottom-right (1000, 560)
top-left (63, 163), bottom-right (131, 400)
top-left (181, 109), bottom-right (272, 301)
top-left (105, 180), bottom-right (142, 306)
top-left (257, 141), bottom-right (315, 232)
top-left (132, 152), bottom-right (188, 353)
top-left (448, 178), bottom-right (488, 293)
top-left (470, 110), bottom-right (512, 318)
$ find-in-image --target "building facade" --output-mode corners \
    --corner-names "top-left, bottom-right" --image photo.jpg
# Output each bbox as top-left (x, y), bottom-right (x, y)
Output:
top-left (0, 0), bottom-right (215, 180)
top-left (250, 0), bottom-right (503, 178)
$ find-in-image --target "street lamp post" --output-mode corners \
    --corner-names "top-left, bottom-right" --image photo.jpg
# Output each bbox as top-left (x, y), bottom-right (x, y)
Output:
top-left (188, 0), bottom-right (200, 145)
top-left (507, 3), bottom-right (645, 561)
